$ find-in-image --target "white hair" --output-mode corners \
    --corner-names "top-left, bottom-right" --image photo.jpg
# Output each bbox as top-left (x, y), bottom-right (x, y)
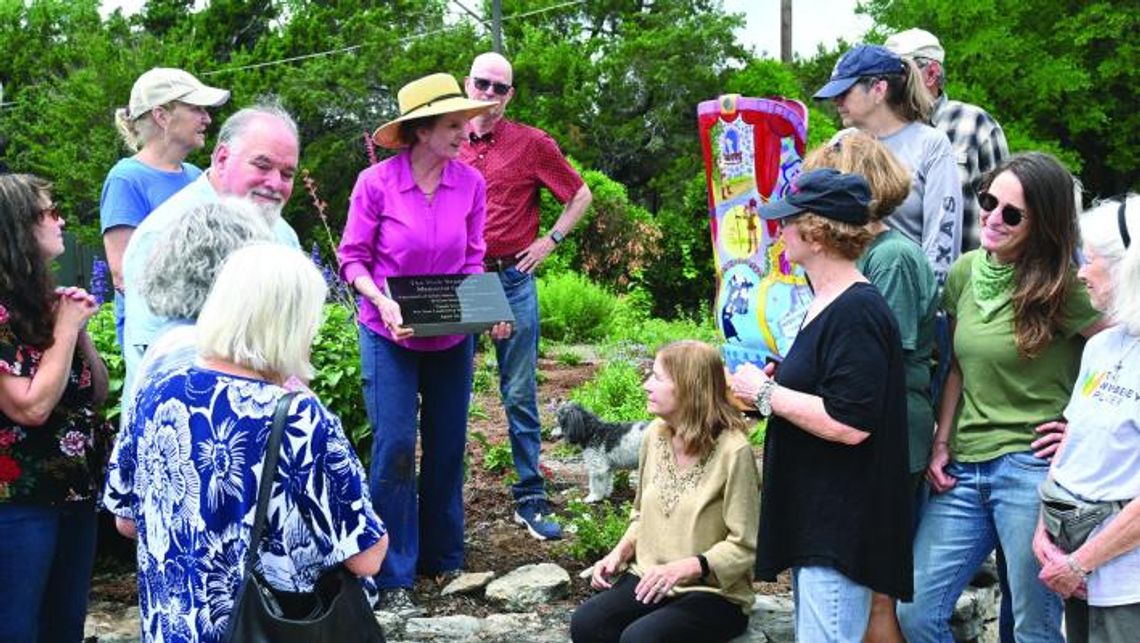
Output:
top-left (141, 199), bottom-right (274, 320)
top-left (196, 243), bottom-right (327, 380)
top-left (1080, 193), bottom-right (1140, 334)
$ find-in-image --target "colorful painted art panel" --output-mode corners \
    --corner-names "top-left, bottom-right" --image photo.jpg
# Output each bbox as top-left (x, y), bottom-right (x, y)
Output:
top-left (697, 95), bottom-right (811, 370)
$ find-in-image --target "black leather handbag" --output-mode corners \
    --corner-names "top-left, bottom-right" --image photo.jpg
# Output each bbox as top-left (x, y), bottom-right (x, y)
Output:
top-left (224, 392), bottom-right (386, 642)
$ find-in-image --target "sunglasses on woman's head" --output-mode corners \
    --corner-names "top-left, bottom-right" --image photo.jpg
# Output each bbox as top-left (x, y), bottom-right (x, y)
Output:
top-left (978, 191), bottom-right (1026, 226)
top-left (472, 77), bottom-right (511, 96)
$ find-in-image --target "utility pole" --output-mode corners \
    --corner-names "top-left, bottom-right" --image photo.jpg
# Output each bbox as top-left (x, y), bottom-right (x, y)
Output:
top-left (492, 0), bottom-right (502, 52)
top-left (780, 0), bottom-right (792, 63)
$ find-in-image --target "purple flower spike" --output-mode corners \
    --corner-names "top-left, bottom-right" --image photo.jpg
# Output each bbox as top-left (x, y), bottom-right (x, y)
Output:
top-left (90, 258), bottom-right (109, 306)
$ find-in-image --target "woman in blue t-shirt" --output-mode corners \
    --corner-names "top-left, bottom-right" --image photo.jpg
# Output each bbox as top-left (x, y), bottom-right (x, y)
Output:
top-left (99, 68), bottom-right (229, 346)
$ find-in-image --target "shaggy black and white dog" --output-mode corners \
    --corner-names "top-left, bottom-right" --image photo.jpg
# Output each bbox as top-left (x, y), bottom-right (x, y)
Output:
top-left (557, 402), bottom-right (650, 503)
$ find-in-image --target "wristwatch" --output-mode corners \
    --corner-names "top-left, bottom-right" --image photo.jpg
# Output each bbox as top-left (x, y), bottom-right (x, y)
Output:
top-left (550, 229), bottom-right (565, 245)
top-left (754, 380), bottom-right (776, 418)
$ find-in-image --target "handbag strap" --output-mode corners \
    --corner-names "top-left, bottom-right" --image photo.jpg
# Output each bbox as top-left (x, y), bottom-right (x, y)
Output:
top-left (244, 391), bottom-right (300, 572)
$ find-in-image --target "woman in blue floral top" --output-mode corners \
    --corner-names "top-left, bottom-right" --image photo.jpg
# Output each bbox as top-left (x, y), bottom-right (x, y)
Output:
top-left (104, 243), bottom-right (388, 643)
top-left (0, 174), bottom-right (110, 642)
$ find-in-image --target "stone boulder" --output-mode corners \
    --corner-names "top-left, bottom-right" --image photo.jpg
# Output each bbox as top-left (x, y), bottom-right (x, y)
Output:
top-left (441, 571), bottom-right (497, 596)
top-left (485, 563), bottom-right (571, 611)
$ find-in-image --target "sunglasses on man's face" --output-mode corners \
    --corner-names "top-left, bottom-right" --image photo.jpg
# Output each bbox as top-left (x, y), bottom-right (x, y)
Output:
top-left (472, 77), bottom-right (512, 96)
top-left (978, 191), bottom-right (1027, 227)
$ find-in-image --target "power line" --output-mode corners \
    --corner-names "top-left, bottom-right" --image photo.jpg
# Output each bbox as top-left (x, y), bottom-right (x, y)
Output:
top-left (200, 0), bottom-right (585, 77)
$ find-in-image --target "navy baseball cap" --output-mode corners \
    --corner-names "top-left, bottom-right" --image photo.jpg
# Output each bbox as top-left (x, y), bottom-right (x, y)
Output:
top-left (758, 169), bottom-right (872, 225)
top-left (813, 44), bottom-right (907, 99)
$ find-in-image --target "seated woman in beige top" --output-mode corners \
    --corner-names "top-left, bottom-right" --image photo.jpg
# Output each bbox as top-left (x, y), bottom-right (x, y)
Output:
top-left (570, 340), bottom-right (760, 643)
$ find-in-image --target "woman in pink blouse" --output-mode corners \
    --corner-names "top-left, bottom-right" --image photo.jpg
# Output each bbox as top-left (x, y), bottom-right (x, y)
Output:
top-left (337, 73), bottom-right (499, 615)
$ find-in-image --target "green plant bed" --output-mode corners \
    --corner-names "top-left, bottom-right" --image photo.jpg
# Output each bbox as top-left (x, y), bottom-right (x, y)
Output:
top-left (569, 360), bottom-right (647, 423)
top-left (556, 497), bottom-right (634, 562)
top-left (88, 304), bottom-right (124, 422)
top-left (537, 271), bottom-right (616, 343)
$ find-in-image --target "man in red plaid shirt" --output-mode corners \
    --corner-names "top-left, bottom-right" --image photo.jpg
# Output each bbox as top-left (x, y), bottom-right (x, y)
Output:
top-left (460, 52), bottom-right (593, 541)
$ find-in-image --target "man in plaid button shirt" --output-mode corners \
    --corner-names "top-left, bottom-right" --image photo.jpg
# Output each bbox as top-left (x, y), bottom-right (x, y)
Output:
top-left (886, 29), bottom-right (1009, 253)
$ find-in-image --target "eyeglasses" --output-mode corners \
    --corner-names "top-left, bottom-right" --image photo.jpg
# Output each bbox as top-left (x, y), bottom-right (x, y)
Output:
top-left (978, 191), bottom-right (1026, 227)
top-left (471, 77), bottom-right (512, 96)
top-left (41, 203), bottom-right (62, 222)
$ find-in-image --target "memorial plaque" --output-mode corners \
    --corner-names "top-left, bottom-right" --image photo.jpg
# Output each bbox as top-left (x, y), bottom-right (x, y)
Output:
top-left (387, 273), bottom-right (514, 337)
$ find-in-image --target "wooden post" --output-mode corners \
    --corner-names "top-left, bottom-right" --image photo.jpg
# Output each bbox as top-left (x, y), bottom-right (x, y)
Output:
top-left (781, 0), bottom-right (792, 63)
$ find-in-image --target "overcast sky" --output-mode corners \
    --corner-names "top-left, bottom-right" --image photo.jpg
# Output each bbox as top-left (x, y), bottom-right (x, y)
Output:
top-left (722, 0), bottom-right (871, 58)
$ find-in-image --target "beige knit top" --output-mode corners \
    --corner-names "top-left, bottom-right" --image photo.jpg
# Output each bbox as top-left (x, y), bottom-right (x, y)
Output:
top-left (627, 419), bottom-right (761, 612)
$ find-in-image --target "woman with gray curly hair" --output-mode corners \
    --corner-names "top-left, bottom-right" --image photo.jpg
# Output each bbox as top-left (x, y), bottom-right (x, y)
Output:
top-left (120, 198), bottom-right (273, 424)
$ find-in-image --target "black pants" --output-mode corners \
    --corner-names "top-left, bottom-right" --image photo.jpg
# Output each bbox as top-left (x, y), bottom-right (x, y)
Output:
top-left (570, 573), bottom-right (749, 643)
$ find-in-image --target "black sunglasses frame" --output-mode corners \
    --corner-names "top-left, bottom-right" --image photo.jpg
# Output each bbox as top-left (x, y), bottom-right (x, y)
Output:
top-left (472, 77), bottom-right (512, 96)
top-left (41, 203), bottom-right (62, 222)
top-left (978, 191), bottom-right (1026, 227)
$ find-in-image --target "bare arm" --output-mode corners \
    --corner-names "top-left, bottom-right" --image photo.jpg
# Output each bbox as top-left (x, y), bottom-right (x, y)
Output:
top-left (515, 183), bottom-right (594, 273)
top-left (1072, 497), bottom-right (1140, 573)
top-left (77, 330), bottom-right (108, 406)
top-left (769, 385), bottom-right (869, 445)
top-left (344, 534), bottom-right (389, 577)
top-left (102, 227), bottom-right (134, 292)
top-left (0, 291), bottom-right (97, 425)
top-left (351, 275), bottom-right (413, 340)
top-left (115, 516), bottom-right (137, 539)
top-left (731, 362), bottom-right (868, 446)
top-left (551, 183), bottom-right (593, 239)
top-left (926, 317), bottom-right (962, 492)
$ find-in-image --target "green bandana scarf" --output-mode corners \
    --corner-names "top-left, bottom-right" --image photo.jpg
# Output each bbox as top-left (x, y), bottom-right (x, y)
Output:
top-left (971, 251), bottom-right (1015, 321)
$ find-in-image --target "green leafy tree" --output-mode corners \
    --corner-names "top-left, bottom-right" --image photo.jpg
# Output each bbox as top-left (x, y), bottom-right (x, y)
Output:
top-left (860, 0), bottom-right (1138, 195)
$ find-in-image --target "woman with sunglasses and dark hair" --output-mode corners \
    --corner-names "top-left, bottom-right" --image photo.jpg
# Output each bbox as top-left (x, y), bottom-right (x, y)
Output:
top-left (814, 44), bottom-right (962, 287)
top-left (1031, 193), bottom-right (1140, 642)
top-left (0, 174), bottom-right (109, 641)
top-left (897, 153), bottom-right (1108, 642)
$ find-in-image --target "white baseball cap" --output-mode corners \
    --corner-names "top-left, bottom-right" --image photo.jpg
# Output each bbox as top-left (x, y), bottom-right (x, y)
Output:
top-left (884, 28), bottom-right (945, 64)
top-left (127, 68), bottom-right (230, 119)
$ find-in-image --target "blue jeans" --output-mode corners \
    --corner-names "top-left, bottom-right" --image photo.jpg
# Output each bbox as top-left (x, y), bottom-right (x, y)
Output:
top-left (793, 566), bottom-right (873, 642)
top-left (359, 326), bottom-right (473, 588)
top-left (898, 451), bottom-right (1063, 643)
top-left (493, 267), bottom-right (545, 504)
top-left (0, 502), bottom-right (97, 643)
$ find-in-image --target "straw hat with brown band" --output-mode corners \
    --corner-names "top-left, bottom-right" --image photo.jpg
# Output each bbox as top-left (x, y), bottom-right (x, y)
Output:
top-left (373, 73), bottom-right (497, 149)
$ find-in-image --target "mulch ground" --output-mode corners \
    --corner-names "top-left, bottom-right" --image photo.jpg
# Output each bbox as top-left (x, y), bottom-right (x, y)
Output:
top-left (89, 348), bottom-right (790, 615)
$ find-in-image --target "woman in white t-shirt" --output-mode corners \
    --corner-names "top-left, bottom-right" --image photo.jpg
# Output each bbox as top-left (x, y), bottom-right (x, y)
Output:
top-left (1033, 193), bottom-right (1140, 642)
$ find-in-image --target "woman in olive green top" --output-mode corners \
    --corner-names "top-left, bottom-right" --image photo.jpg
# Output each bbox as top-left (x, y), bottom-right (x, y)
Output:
top-left (898, 153), bottom-right (1107, 642)
top-left (570, 341), bottom-right (759, 643)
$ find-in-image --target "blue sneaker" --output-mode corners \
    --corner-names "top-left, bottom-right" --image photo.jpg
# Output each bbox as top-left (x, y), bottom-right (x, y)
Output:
top-left (513, 498), bottom-right (563, 541)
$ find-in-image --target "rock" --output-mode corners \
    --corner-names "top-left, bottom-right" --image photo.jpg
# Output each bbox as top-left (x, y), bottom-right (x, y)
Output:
top-left (729, 594), bottom-right (792, 643)
top-left (952, 584), bottom-right (1000, 643)
top-left (404, 615), bottom-right (482, 640)
top-left (485, 563), bottom-right (571, 611)
top-left (479, 612), bottom-right (543, 641)
top-left (84, 601), bottom-right (140, 643)
top-left (374, 609), bottom-right (406, 639)
top-left (442, 571), bottom-right (497, 596)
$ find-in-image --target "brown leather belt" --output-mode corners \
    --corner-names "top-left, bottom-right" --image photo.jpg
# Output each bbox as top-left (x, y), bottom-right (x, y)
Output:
top-left (483, 255), bottom-right (520, 272)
